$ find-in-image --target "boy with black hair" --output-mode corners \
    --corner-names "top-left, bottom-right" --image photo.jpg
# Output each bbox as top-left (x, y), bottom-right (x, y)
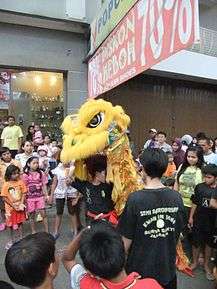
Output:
top-left (188, 164), bottom-right (217, 280)
top-left (155, 132), bottom-right (172, 153)
top-left (68, 154), bottom-right (116, 224)
top-left (5, 232), bottom-right (58, 289)
top-left (198, 137), bottom-right (217, 165)
top-left (62, 221), bottom-right (163, 289)
top-left (118, 148), bottom-right (185, 289)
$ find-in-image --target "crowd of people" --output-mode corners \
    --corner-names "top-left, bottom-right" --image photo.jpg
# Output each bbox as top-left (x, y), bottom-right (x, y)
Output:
top-left (1, 117), bottom-right (217, 289)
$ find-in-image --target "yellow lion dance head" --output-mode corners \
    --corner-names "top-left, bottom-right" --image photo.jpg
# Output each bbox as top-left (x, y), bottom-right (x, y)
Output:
top-left (61, 99), bottom-right (130, 162)
top-left (61, 98), bottom-right (142, 215)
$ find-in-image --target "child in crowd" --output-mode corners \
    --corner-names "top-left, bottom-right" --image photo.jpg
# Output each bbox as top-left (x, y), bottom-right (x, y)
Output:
top-left (164, 177), bottom-right (175, 189)
top-left (174, 146), bottom-right (204, 255)
top-left (62, 221), bottom-right (163, 289)
top-left (51, 140), bottom-right (58, 147)
top-left (5, 232), bottom-right (58, 289)
top-left (22, 157), bottom-right (48, 234)
top-left (164, 152), bottom-right (176, 178)
top-left (0, 147), bottom-right (21, 231)
top-left (26, 125), bottom-right (35, 142)
top-left (188, 164), bottom-right (217, 280)
top-left (174, 146), bottom-right (204, 213)
top-left (49, 147), bottom-right (60, 171)
top-left (68, 155), bottom-right (116, 225)
top-left (15, 140), bottom-right (35, 169)
top-left (44, 135), bottom-right (52, 157)
top-left (1, 165), bottom-right (26, 249)
top-left (37, 145), bottom-right (50, 172)
top-left (49, 162), bottom-right (81, 240)
top-left (33, 124), bottom-right (43, 148)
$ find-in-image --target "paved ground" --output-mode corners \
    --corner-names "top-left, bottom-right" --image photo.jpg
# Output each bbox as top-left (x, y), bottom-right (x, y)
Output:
top-left (0, 207), bottom-right (216, 289)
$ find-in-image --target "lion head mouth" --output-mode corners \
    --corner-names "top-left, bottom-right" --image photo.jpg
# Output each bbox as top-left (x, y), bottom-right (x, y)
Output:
top-left (61, 99), bottom-right (130, 163)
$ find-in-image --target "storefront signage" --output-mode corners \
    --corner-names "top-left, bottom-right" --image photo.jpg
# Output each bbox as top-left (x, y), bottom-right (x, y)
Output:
top-left (88, 0), bottom-right (199, 98)
top-left (90, 0), bottom-right (138, 53)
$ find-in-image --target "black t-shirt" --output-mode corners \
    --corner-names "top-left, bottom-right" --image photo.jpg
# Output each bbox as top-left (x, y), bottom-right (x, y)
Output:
top-left (118, 188), bottom-right (185, 286)
top-left (71, 178), bottom-right (114, 214)
top-left (191, 183), bottom-right (217, 231)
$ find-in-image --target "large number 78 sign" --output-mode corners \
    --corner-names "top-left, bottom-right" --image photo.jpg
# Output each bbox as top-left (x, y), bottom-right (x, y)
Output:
top-left (88, 0), bottom-right (199, 98)
top-left (139, 0), bottom-right (198, 66)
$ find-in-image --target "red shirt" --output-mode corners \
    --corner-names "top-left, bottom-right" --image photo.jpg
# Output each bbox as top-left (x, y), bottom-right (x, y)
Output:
top-left (80, 272), bottom-right (163, 289)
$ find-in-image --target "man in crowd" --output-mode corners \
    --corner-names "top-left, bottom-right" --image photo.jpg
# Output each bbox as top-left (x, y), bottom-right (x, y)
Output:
top-left (1, 116), bottom-right (23, 158)
top-left (118, 148), bottom-right (185, 289)
top-left (198, 137), bottom-right (217, 165)
top-left (143, 128), bottom-right (157, 149)
top-left (155, 131), bottom-right (172, 153)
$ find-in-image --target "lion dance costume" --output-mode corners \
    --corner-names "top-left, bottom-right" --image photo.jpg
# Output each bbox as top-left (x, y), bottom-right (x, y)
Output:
top-left (61, 98), bottom-right (193, 277)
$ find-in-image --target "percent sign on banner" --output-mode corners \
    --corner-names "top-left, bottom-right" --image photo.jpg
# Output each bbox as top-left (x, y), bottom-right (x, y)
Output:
top-left (88, 0), bottom-right (199, 98)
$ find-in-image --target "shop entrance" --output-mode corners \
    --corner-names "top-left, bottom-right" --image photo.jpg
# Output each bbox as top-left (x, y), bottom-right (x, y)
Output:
top-left (0, 69), bottom-right (64, 141)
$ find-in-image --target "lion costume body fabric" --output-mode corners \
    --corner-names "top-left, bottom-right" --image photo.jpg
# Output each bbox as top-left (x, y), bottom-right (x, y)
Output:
top-left (61, 99), bottom-right (192, 276)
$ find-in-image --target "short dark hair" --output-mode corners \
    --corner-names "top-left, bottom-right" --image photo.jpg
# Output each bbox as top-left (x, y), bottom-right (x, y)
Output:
top-left (44, 134), bottom-right (51, 139)
top-left (157, 131), bottom-right (167, 137)
top-left (196, 132), bottom-right (206, 140)
top-left (5, 165), bottom-right (20, 182)
top-left (202, 164), bottom-right (217, 177)
top-left (85, 154), bottom-right (107, 178)
top-left (139, 148), bottom-right (168, 178)
top-left (0, 147), bottom-right (10, 158)
top-left (0, 281), bottom-right (15, 289)
top-left (163, 178), bottom-right (175, 187)
top-left (7, 116), bottom-right (15, 121)
top-left (5, 232), bottom-right (55, 288)
top-left (79, 221), bottom-right (125, 279)
top-left (198, 136), bottom-right (210, 145)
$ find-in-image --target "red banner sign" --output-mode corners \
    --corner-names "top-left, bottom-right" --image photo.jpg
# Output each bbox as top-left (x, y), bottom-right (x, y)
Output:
top-left (88, 0), bottom-right (199, 98)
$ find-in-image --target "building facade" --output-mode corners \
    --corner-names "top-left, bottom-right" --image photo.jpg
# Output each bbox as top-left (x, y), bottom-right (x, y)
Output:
top-left (0, 0), bottom-right (101, 138)
top-left (94, 1), bottom-right (217, 151)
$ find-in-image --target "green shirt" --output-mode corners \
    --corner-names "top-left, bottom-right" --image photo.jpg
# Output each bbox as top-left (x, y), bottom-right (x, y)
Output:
top-left (178, 166), bottom-right (203, 207)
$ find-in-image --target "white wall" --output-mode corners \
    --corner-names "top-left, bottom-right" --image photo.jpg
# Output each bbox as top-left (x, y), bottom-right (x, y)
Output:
top-left (0, 0), bottom-right (86, 22)
top-left (152, 50), bottom-right (217, 83)
top-left (85, 0), bottom-right (102, 24)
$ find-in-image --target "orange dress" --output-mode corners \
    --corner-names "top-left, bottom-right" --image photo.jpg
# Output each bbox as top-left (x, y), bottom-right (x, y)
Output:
top-left (164, 162), bottom-right (176, 178)
top-left (1, 180), bottom-right (27, 227)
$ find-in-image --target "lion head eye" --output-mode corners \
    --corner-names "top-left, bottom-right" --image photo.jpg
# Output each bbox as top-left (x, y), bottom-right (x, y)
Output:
top-left (87, 112), bottom-right (104, 128)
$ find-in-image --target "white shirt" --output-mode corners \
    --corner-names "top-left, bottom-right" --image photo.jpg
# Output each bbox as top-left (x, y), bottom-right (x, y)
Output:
top-left (70, 264), bottom-right (86, 289)
top-left (15, 152), bottom-right (37, 168)
top-left (52, 163), bottom-right (77, 199)
top-left (204, 152), bottom-right (217, 165)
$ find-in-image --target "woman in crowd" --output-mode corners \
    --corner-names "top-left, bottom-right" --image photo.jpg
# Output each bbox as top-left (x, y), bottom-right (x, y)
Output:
top-left (172, 138), bottom-right (185, 169)
top-left (15, 141), bottom-right (35, 169)
top-left (26, 125), bottom-right (35, 142)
